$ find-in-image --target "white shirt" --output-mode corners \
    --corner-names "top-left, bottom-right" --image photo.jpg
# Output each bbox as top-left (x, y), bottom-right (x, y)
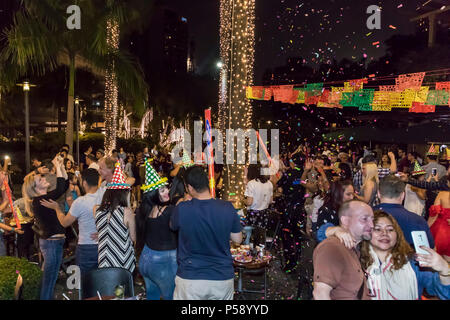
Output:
top-left (88, 162), bottom-right (100, 171)
top-left (244, 179), bottom-right (273, 211)
top-left (69, 193), bottom-right (99, 245)
top-left (94, 184), bottom-right (107, 207)
top-left (404, 184), bottom-right (425, 216)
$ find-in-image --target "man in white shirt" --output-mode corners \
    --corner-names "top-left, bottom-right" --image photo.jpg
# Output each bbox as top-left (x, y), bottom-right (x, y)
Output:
top-left (41, 169), bottom-right (100, 276)
top-left (86, 154), bottom-right (99, 171)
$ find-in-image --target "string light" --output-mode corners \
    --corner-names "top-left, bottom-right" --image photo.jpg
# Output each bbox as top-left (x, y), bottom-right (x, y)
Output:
top-left (218, 0), bottom-right (255, 202)
top-left (104, 18), bottom-right (120, 154)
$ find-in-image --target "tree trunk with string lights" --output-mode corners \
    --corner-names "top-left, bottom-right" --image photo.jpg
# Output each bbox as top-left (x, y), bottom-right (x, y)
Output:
top-left (104, 18), bottom-right (120, 154)
top-left (218, 0), bottom-right (255, 204)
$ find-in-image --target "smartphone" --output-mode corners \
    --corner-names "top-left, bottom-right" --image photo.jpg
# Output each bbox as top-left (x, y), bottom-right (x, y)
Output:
top-left (431, 168), bottom-right (437, 176)
top-left (75, 170), bottom-right (80, 177)
top-left (411, 231), bottom-right (430, 265)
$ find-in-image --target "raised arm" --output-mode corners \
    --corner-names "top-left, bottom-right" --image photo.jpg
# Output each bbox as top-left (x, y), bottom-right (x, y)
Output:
top-left (388, 151), bottom-right (397, 173)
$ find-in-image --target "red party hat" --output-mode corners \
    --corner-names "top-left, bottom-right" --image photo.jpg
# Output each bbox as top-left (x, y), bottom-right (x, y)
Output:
top-left (107, 161), bottom-right (131, 190)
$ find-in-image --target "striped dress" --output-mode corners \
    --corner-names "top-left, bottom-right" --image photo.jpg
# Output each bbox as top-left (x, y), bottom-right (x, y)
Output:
top-left (95, 206), bottom-right (136, 273)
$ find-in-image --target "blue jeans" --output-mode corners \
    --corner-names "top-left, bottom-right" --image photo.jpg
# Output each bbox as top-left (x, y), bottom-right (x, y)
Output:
top-left (0, 233), bottom-right (6, 256)
top-left (139, 245), bottom-right (177, 300)
top-left (39, 238), bottom-right (65, 300)
top-left (76, 244), bottom-right (99, 276)
top-left (243, 226), bottom-right (253, 245)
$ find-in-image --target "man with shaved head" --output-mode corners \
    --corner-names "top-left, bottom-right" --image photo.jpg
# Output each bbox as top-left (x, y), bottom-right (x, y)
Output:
top-left (313, 200), bottom-right (374, 300)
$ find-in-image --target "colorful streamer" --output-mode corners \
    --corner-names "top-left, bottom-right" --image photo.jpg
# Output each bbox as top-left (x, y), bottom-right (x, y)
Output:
top-left (204, 109), bottom-right (215, 198)
top-left (246, 72), bottom-right (450, 112)
top-left (3, 180), bottom-right (21, 229)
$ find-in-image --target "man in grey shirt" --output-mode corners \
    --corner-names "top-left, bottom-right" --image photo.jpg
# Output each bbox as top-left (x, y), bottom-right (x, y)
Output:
top-left (422, 154), bottom-right (446, 180)
top-left (41, 169), bottom-right (100, 276)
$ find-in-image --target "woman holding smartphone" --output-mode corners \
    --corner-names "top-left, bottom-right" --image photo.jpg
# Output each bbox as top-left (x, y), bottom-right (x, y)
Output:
top-left (327, 211), bottom-right (450, 300)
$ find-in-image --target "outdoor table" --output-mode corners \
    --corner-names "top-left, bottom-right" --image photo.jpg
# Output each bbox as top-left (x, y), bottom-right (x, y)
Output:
top-left (233, 256), bottom-right (271, 299)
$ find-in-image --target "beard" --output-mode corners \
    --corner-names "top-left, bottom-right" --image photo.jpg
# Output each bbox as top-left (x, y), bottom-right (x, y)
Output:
top-left (361, 233), bottom-right (372, 241)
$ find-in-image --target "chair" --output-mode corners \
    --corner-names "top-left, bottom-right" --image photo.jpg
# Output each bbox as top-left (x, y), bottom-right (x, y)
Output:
top-left (80, 267), bottom-right (134, 299)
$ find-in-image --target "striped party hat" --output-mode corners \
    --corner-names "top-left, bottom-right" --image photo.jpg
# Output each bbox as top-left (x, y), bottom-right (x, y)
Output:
top-left (141, 158), bottom-right (168, 193)
top-left (107, 162), bottom-right (131, 190)
top-left (426, 144), bottom-right (439, 156)
top-left (411, 161), bottom-right (426, 176)
top-left (181, 150), bottom-right (194, 168)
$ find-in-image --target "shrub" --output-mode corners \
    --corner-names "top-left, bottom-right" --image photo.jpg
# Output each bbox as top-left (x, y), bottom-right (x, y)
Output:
top-left (0, 256), bottom-right (42, 300)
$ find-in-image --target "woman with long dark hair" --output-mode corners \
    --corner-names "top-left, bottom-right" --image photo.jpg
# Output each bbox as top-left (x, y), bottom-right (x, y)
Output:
top-left (94, 163), bottom-right (136, 272)
top-left (243, 163), bottom-right (273, 245)
top-left (359, 211), bottom-right (450, 299)
top-left (137, 160), bottom-right (177, 300)
top-left (312, 180), bottom-right (354, 239)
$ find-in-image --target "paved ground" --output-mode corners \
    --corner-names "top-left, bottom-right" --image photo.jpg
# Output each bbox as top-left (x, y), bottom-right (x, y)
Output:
top-left (53, 235), bottom-right (317, 301)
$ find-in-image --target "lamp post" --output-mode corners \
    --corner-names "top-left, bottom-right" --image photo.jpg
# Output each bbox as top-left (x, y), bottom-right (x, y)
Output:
top-left (17, 81), bottom-right (36, 174)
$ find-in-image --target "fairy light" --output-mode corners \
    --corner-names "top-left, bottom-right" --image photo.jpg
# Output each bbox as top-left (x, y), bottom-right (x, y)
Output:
top-left (104, 18), bottom-right (120, 154)
top-left (218, 0), bottom-right (255, 202)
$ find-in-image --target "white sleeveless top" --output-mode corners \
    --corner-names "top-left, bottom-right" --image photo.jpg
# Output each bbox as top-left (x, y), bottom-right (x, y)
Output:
top-left (404, 184), bottom-right (425, 216)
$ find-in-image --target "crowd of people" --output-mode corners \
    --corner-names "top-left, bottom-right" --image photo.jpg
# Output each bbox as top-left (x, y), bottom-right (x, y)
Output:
top-left (0, 139), bottom-right (448, 300)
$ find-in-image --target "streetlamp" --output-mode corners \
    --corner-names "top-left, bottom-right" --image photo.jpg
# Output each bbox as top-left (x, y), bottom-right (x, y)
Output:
top-left (74, 97), bottom-right (84, 169)
top-left (17, 80), bottom-right (36, 174)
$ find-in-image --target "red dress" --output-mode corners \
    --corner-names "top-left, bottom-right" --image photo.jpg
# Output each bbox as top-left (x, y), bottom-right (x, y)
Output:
top-left (429, 205), bottom-right (450, 257)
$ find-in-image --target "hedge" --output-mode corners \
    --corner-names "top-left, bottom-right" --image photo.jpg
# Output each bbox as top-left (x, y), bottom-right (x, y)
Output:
top-left (0, 256), bottom-right (42, 300)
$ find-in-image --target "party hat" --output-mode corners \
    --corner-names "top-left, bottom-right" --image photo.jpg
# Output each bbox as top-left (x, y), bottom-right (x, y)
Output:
top-left (411, 161), bottom-right (426, 176)
top-left (106, 162), bottom-right (131, 190)
top-left (141, 158), bottom-right (168, 193)
top-left (181, 151), bottom-right (194, 168)
top-left (426, 144), bottom-right (439, 156)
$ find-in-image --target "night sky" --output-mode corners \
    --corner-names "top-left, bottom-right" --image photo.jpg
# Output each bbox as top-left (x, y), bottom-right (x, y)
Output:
top-left (166, 0), bottom-right (447, 81)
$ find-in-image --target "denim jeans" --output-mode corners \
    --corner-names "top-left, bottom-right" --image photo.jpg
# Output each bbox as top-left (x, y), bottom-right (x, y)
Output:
top-left (139, 245), bottom-right (177, 300)
top-left (39, 238), bottom-right (65, 300)
top-left (0, 233), bottom-right (5, 256)
top-left (243, 226), bottom-right (253, 245)
top-left (76, 244), bottom-right (99, 276)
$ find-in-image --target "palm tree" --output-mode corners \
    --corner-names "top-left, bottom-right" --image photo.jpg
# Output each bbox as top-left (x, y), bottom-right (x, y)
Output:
top-left (0, 0), bottom-right (149, 154)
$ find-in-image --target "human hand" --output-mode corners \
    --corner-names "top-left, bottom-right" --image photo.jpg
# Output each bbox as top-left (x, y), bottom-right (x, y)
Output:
top-left (332, 227), bottom-right (356, 249)
top-left (90, 232), bottom-right (98, 241)
top-left (0, 171), bottom-right (6, 186)
top-left (415, 246), bottom-right (449, 275)
top-left (387, 151), bottom-right (395, 159)
top-left (315, 163), bottom-right (324, 173)
top-left (40, 199), bottom-right (60, 211)
top-left (14, 228), bottom-right (24, 235)
top-left (52, 155), bottom-right (62, 168)
top-left (397, 172), bottom-right (408, 182)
